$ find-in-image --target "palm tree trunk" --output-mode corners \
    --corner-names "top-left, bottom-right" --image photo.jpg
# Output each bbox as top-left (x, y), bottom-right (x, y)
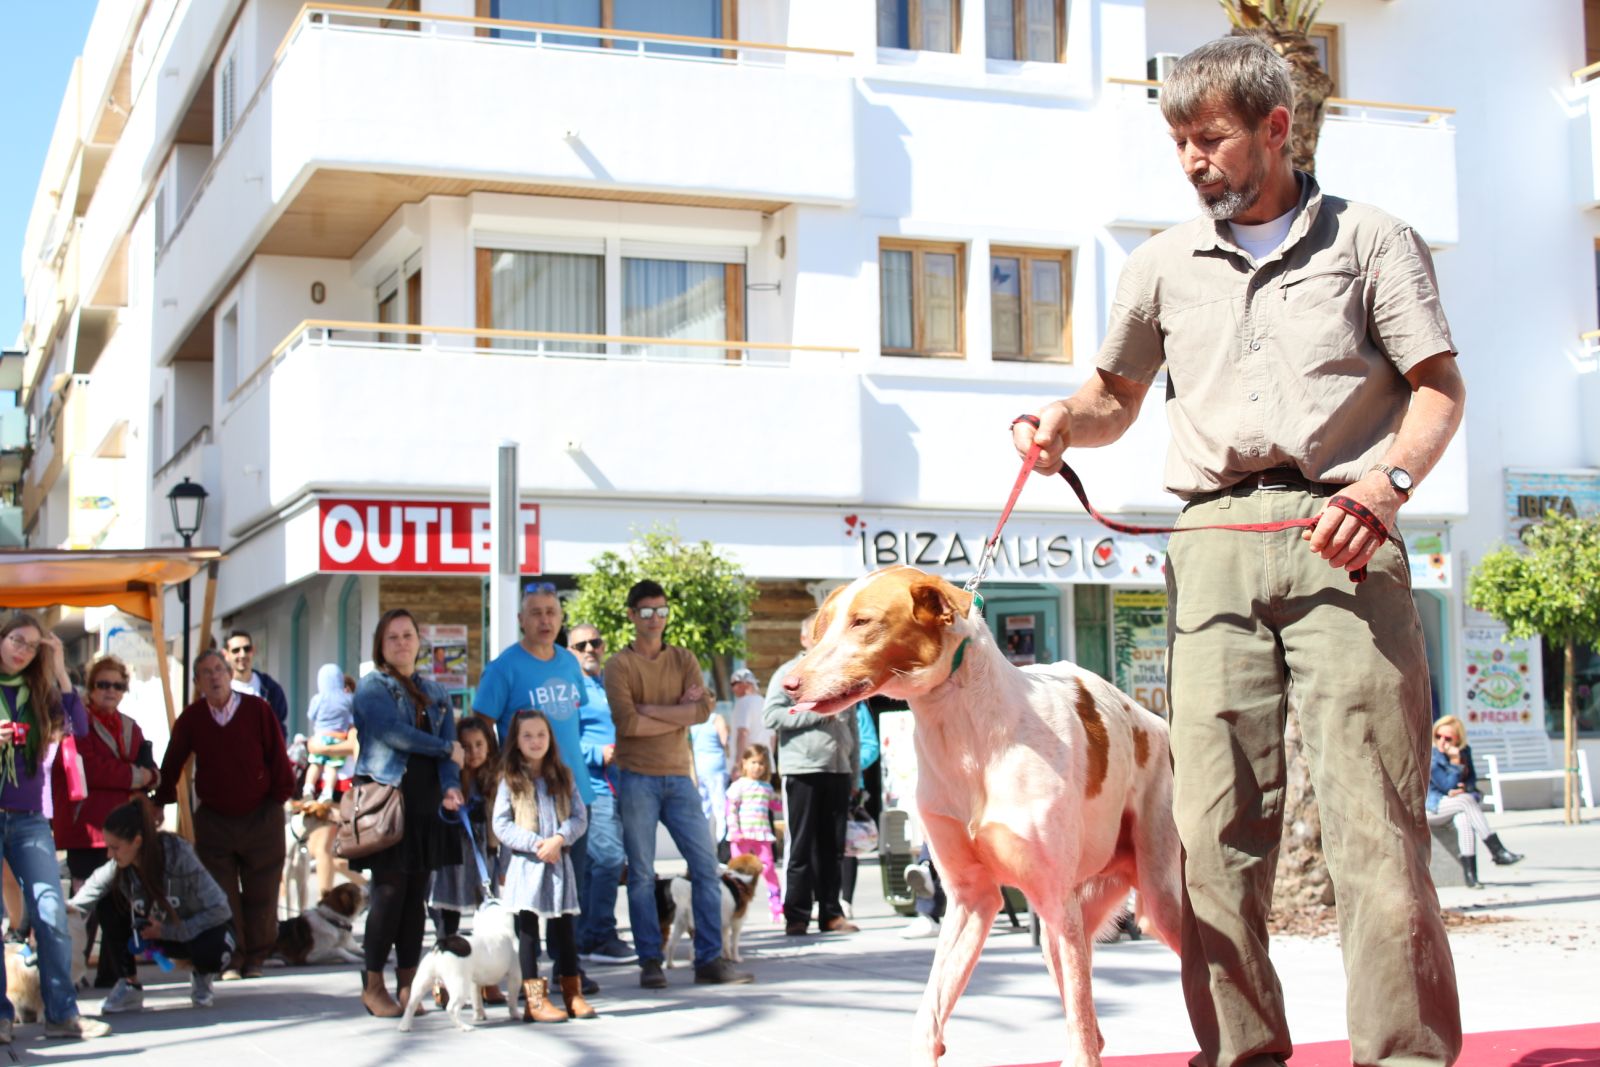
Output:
top-left (1231, 26), bottom-right (1334, 175)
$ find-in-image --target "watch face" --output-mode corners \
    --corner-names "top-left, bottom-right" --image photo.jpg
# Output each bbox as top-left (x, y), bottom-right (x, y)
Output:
top-left (1392, 468), bottom-right (1414, 492)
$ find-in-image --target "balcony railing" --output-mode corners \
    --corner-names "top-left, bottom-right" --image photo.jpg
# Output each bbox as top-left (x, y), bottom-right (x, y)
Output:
top-left (1105, 78), bottom-right (1455, 127)
top-left (1582, 329), bottom-right (1600, 363)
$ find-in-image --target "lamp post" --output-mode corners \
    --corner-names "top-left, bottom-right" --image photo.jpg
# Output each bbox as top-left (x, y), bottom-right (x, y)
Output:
top-left (167, 477), bottom-right (209, 707)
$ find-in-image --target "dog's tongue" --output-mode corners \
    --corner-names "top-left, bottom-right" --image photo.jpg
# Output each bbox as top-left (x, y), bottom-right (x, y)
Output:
top-left (789, 699), bottom-right (819, 714)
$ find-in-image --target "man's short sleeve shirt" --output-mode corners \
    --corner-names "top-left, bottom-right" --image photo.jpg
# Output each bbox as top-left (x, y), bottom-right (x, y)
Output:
top-left (473, 644), bottom-right (594, 803)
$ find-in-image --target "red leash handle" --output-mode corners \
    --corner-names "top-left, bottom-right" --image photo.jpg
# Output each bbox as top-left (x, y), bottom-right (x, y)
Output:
top-left (1009, 415), bottom-right (1381, 583)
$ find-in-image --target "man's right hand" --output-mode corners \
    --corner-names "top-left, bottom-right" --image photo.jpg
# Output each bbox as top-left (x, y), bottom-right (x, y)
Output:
top-left (1014, 401), bottom-right (1072, 475)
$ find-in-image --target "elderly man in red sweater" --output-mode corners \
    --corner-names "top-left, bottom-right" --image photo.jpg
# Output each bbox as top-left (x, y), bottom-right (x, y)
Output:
top-left (155, 649), bottom-right (295, 979)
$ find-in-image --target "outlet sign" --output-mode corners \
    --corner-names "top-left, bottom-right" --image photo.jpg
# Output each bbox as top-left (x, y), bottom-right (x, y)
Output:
top-left (318, 498), bottom-right (541, 575)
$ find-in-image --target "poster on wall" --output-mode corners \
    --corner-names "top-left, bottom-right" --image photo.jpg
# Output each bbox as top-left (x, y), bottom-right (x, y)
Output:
top-left (1460, 627), bottom-right (1544, 739)
top-left (1003, 615), bottom-right (1037, 666)
top-left (1503, 470), bottom-right (1600, 545)
top-left (417, 624), bottom-right (469, 688)
top-left (1113, 589), bottom-right (1169, 719)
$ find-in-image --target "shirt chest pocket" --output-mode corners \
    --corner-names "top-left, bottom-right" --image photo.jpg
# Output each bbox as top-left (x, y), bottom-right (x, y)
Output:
top-left (1275, 266), bottom-right (1365, 353)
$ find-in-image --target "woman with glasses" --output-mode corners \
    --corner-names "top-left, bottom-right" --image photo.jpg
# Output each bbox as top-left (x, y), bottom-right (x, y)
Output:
top-left (0, 613), bottom-right (108, 1040)
top-left (52, 656), bottom-right (159, 997)
top-left (1428, 714), bottom-right (1524, 888)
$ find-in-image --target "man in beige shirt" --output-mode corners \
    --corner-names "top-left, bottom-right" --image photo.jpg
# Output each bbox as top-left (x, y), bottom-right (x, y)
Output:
top-left (1015, 38), bottom-right (1465, 1067)
top-left (604, 579), bottom-right (753, 989)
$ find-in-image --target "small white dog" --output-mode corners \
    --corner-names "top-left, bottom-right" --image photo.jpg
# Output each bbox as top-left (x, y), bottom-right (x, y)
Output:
top-left (5, 908), bottom-right (91, 1023)
top-left (399, 897), bottom-right (519, 1032)
top-left (660, 851), bottom-right (765, 968)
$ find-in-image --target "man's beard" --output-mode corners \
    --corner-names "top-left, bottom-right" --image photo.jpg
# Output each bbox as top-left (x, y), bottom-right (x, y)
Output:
top-left (1193, 156), bottom-right (1264, 221)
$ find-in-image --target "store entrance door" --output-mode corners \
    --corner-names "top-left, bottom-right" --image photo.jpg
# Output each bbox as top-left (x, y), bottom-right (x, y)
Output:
top-left (981, 590), bottom-right (1061, 666)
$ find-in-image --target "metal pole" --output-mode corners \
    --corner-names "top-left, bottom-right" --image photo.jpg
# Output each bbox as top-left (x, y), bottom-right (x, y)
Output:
top-left (180, 532), bottom-right (193, 708)
top-left (487, 441), bottom-right (521, 657)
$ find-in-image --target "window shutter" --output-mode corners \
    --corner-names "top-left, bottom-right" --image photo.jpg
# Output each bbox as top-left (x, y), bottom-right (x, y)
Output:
top-left (219, 53), bottom-right (237, 141)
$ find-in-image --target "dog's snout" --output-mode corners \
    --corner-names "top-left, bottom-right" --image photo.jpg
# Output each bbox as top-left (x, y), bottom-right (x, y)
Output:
top-left (781, 673), bottom-right (802, 695)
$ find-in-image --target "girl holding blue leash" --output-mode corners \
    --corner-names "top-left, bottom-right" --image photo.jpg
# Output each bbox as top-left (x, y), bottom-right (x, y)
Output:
top-left (428, 715), bottom-right (501, 1006)
top-left (492, 708), bottom-right (592, 1022)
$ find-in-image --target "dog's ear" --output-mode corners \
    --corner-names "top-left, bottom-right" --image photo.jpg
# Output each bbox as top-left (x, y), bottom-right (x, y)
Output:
top-left (910, 576), bottom-right (973, 629)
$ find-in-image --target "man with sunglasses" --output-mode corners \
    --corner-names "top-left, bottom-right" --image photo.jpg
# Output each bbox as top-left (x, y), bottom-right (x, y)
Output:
top-left (605, 580), bottom-right (751, 988)
top-left (224, 631), bottom-right (290, 742)
top-left (566, 624), bottom-right (635, 967)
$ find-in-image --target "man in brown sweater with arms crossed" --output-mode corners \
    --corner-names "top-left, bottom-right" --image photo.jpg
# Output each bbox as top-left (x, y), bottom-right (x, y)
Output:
top-left (605, 579), bottom-right (752, 990)
top-left (156, 649), bottom-right (295, 979)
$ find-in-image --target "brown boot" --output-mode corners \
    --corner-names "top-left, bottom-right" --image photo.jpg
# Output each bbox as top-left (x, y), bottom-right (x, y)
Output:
top-left (396, 967), bottom-right (426, 1016)
top-left (480, 984), bottom-right (506, 1005)
top-left (361, 971), bottom-right (403, 1018)
top-left (560, 975), bottom-right (598, 1020)
top-left (520, 978), bottom-right (568, 1023)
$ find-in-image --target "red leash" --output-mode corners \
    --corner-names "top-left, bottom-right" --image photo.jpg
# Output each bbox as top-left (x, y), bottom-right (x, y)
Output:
top-left (970, 416), bottom-right (1385, 587)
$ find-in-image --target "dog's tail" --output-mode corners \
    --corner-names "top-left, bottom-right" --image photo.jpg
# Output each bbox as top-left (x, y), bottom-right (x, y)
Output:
top-left (435, 935), bottom-right (473, 958)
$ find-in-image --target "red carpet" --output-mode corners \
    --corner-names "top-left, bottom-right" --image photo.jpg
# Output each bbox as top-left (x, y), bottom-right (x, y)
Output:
top-left (1004, 1022), bottom-right (1600, 1067)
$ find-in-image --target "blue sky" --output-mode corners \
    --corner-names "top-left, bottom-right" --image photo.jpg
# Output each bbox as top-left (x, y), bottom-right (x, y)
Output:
top-left (1, 2), bottom-right (100, 351)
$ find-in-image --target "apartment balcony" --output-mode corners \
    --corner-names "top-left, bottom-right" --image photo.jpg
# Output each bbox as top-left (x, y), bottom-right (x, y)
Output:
top-left (214, 322), bottom-right (860, 543)
top-left (1104, 81), bottom-right (1459, 246)
top-left (151, 6), bottom-right (855, 365)
top-left (151, 424), bottom-right (222, 550)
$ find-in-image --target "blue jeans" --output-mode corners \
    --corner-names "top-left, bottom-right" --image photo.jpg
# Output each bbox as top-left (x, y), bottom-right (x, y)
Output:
top-left (575, 786), bottom-right (626, 952)
top-left (615, 768), bottom-right (721, 967)
top-left (0, 812), bottom-right (80, 1023)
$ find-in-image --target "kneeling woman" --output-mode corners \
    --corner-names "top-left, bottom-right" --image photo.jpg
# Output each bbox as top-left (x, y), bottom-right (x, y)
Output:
top-left (69, 799), bottom-right (235, 1009)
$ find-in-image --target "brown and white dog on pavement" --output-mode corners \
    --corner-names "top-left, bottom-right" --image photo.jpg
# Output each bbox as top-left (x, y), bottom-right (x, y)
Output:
top-left (273, 883), bottom-right (366, 965)
top-left (657, 852), bottom-right (765, 967)
top-left (5, 907), bottom-right (91, 1022)
top-left (782, 566), bottom-right (1182, 1067)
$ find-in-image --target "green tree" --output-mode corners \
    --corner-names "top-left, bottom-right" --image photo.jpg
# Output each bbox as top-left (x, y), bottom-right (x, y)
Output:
top-left (1468, 513), bottom-right (1600, 825)
top-left (566, 524), bottom-right (759, 686)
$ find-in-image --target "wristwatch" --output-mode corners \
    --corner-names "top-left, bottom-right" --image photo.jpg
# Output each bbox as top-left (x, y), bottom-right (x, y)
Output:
top-left (1371, 463), bottom-right (1413, 499)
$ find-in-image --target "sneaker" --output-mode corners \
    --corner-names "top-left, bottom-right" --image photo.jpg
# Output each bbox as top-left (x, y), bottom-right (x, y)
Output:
top-left (639, 959), bottom-right (667, 990)
top-left (101, 979), bottom-right (145, 1014)
top-left (191, 972), bottom-right (216, 1008)
top-left (44, 1015), bottom-right (112, 1040)
top-left (220, 968), bottom-right (243, 982)
top-left (900, 915), bottom-right (941, 940)
top-left (693, 958), bottom-right (754, 985)
top-left (904, 862), bottom-right (934, 900)
top-left (580, 938), bottom-right (638, 965)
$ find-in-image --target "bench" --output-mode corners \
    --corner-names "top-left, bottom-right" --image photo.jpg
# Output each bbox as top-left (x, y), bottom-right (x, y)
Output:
top-left (1474, 733), bottom-right (1595, 813)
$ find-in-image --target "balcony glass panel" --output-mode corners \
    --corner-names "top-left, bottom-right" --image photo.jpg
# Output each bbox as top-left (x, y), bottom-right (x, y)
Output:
top-left (622, 259), bottom-right (727, 361)
top-left (492, 0), bottom-right (603, 49)
top-left (489, 250), bottom-right (604, 354)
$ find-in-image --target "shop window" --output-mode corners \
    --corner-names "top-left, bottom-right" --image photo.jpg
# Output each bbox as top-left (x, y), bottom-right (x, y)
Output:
top-left (1542, 641), bottom-right (1600, 736)
top-left (985, 0), bottom-right (1064, 63)
top-left (990, 247), bottom-right (1071, 363)
top-left (878, 0), bottom-right (959, 53)
top-left (880, 240), bottom-right (965, 359)
top-left (1072, 585), bottom-right (1110, 681)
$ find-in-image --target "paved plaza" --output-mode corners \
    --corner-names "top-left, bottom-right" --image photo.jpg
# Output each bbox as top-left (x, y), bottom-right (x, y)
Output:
top-left (20, 810), bottom-right (1597, 1066)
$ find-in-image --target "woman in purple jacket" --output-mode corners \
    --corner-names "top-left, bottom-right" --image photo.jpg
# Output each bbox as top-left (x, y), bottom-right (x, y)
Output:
top-left (0, 614), bottom-right (107, 1042)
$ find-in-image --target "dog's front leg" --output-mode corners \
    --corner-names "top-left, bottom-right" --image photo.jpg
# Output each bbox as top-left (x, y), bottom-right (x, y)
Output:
top-left (911, 871), bottom-right (1002, 1066)
top-left (470, 981), bottom-right (486, 1023)
top-left (1037, 894), bottom-right (1102, 1067)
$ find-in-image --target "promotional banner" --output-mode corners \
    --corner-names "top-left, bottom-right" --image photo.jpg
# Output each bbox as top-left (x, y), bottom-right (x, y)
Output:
top-left (1002, 614), bottom-right (1038, 666)
top-left (1460, 627), bottom-right (1545, 737)
top-left (417, 624), bottom-right (469, 688)
top-left (1503, 469), bottom-right (1600, 545)
top-left (318, 498), bottom-right (541, 575)
top-left (1113, 589), bottom-right (1169, 719)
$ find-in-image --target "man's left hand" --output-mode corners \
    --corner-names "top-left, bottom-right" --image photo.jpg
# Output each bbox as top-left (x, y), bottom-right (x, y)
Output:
top-left (1303, 471), bottom-right (1404, 573)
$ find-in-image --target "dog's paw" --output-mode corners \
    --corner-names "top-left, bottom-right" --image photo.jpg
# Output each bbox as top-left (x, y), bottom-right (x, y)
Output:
top-left (398, 1020), bottom-right (413, 1033)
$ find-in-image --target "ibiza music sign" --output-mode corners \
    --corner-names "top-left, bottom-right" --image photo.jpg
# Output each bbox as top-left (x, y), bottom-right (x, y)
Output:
top-left (318, 498), bottom-right (542, 575)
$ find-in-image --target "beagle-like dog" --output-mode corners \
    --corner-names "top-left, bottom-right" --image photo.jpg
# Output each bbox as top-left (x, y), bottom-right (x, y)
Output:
top-left (783, 566), bottom-right (1181, 1067)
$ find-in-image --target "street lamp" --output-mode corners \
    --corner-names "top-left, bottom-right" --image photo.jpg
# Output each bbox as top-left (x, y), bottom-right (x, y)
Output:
top-left (167, 478), bottom-right (209, 706)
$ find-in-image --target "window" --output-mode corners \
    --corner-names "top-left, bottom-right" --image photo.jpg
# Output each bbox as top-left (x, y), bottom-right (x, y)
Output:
top-left (880, 240), bottom-right (965, 358)
top-left (217, 49), bottom-right (237, 144)
top-left (985, 0), bottom-right (1063, 62)
top-left (878, 0), bottom-right (959, 53)
top-left (622, 257), bottom-right (743, 360)
top-left (990, 247), bottom-right (1071, 362)
top-left (151, 396), bottom-right (166, 470)
top-left (1307, 22), bottom-right (1340, 96)
top-left (477, 248), bottom-right (605, 353)
top-left (219, 305), bottom-right (240, 396)
top-left (488, 0), bottom-right (729, 55)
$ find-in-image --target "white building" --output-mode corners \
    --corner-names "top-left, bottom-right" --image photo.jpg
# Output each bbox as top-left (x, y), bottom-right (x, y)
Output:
top-left (11, 0), bottom-right (1599, 803)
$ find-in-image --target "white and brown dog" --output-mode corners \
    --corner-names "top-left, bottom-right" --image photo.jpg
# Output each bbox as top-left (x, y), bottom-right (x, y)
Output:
top-left (399, 897), bottom-right (519, 1032)
top-left (5, 907), bottom-right (91, 1023)
top-left (273, 882), bottom-right (366, 966)
top-left (658, 851), bottom-right (765, 968)
top-left (782, 566), bottom-right (1182, 1067)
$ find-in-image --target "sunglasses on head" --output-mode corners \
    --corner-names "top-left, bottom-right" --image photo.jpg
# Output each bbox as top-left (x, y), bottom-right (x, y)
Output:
top-left (634, 606), bottom-right (670, 620)
top-left (94, 680), bottom-right (129, 692)
top-left (526, 582), bottom-right (558, 595)
top-left (572, 638), bottom-right (605, 652)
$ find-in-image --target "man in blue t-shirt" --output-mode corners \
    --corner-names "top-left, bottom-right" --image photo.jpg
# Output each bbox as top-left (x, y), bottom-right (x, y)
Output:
top-left (474, 587), bottom-right (595, 813)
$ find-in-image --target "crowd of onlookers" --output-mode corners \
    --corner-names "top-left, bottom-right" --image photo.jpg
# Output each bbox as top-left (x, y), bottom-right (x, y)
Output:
top-left (0, 579), bottom-right (901, 1041)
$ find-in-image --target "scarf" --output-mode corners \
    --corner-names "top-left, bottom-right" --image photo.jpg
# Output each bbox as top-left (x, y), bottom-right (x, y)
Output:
top-left (0, 674), bottom-right (43, 788)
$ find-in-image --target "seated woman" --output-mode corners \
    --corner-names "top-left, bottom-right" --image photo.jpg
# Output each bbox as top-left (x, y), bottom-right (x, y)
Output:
top-left (1428, 714), bottom-right (1524, 888)
top-left (68, 799), bottom-right (236, 1011)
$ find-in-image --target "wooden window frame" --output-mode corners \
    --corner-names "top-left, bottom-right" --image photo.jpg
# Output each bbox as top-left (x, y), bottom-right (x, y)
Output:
top-left (1308, 22), bottom-right (1340, 97)
top-left (881, 0), bottom-right (962, 54)
top-left (989, 245), bottom-right (1072, 364)
top-left (988, 0), bottom-right (1065, 64)
top-left (880, 239), bottom-right (967, 360)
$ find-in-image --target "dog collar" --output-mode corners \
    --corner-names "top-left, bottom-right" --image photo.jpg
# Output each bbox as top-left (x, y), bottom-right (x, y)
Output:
top-left (948, 638), bottom-right (971, 682)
